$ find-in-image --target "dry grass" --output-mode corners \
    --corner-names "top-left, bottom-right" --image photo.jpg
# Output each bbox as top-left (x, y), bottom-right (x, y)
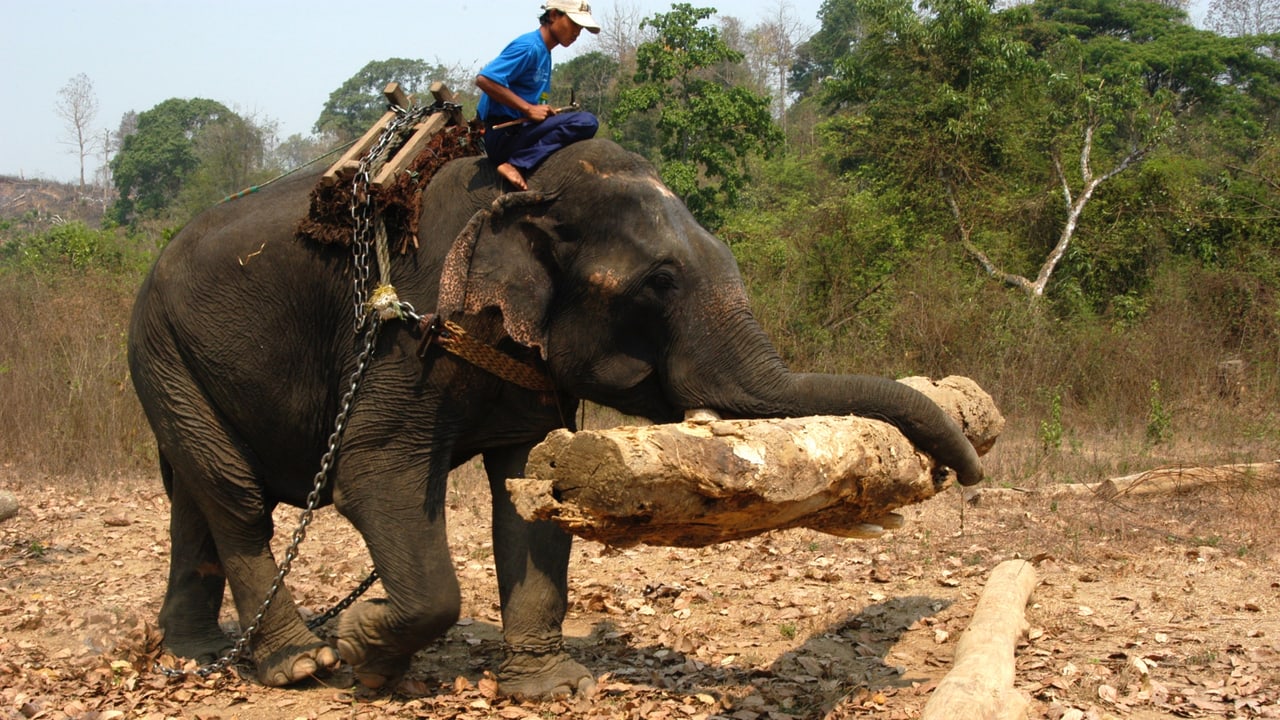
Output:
top-left (0, 270), bottom-right (153, 482)
top-left (0, 260), bottom-right (1276, 494)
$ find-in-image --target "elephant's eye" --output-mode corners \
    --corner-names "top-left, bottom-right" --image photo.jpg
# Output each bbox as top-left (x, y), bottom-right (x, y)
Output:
top-left (646, 268), bottom-right (678, 293)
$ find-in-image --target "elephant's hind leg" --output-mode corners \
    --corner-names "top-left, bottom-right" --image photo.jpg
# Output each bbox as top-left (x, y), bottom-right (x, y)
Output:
top-left (152, 398), bottom-right (338, 686)
top-left (334, 462), bottom-right (462, 689)
top-left (158, 455), bottom-right (233, 663)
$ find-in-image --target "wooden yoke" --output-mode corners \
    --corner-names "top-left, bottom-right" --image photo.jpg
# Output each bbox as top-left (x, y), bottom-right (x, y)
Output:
top-left (321, 81), bottom-right (460, 188)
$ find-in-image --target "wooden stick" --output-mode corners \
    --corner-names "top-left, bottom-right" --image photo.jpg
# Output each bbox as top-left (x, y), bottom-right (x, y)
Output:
top-left (383, 81), bottom-right (411, 109)
top-left (490, 104), bottom-right (579, 130)
top-left (320, 82), bottom-right (407, 187)
top-left (921, 559), bottom-right (1038, 720)
top-left (430, 81), bottom-right (463, 126)
top-left (370, 113), bottom-right (448, 189)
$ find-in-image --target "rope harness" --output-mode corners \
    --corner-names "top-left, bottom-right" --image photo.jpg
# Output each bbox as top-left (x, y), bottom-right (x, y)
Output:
top-left (159, 97), bottom-right (551, 681)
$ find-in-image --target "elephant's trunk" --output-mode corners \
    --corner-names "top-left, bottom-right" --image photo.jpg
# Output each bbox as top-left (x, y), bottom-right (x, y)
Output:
top-left (674, 299), bottom-right (984, 486)
top-left (779, 372), bottom-right (983, 486)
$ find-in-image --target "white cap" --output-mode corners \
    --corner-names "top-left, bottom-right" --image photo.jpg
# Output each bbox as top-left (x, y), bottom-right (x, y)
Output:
top-left (543, 0), bottom-right (601, 33)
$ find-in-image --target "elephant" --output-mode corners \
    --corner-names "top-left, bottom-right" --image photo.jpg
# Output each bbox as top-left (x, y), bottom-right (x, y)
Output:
top-left (127, 136), bottom-right (982, 696)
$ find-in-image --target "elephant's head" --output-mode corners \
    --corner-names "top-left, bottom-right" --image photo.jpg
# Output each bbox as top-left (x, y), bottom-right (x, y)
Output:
top-left (436, 139), bottom-right (983, 485)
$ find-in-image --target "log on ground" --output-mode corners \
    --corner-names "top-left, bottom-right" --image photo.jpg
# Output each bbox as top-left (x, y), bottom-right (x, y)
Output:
top-left (508, 376), bottom-right (1002, 548)
top-left (920, 559), bottom-right (1038, 720)
top-left (1053, 461), bottom-right (1279, 499)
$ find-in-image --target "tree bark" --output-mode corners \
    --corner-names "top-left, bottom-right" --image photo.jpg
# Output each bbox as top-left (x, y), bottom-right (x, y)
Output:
top-left (508, 376), bottom-right (1002, 547)
top-left (920, 559), bottom-right (1038, 720)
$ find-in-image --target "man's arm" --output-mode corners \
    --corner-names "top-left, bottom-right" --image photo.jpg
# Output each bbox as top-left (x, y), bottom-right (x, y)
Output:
top-left (476, 75), bottom-right (554, 122)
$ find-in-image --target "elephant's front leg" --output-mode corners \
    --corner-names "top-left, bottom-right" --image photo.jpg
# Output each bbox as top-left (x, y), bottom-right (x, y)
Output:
top-left (334, 464), bottom-right (461, 688)
top-left (484, 446), bottom-right (596, 699)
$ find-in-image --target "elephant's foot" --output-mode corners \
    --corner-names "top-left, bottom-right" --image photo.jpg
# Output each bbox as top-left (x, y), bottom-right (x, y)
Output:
top-left (161, 627), bottom-right (233, 666)
top-left (498, 645), bottom-right (596, 700)
top-left (254, 639), bottom-right (341, 687)
top-left (335, 599), bottom-right (415, 689)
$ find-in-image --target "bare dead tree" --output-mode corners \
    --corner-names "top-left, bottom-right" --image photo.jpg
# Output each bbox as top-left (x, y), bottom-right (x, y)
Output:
top-left (949, 118), bottom-right (1153, 301)
top-left (93, 128), bottom-right (116, 207)
top-left (592, 0), bottom-right (652, 77)
top-left (745, 0), bottom-right (809, 129)
top-left (55, 73), bottom-right (99, 192)
top-left (1205, 0), bottom-right (1280, 35)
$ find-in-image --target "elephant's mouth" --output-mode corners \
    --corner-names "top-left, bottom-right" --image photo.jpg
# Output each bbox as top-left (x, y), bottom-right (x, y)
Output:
top-left (570, 370), bottom-right (682, 424)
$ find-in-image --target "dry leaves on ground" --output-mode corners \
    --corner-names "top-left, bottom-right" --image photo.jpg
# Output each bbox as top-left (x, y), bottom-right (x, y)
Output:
top-left (2, 465), bottom-right (1278, 719)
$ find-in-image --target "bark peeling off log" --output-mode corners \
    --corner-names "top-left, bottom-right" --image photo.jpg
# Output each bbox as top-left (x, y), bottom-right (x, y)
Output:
top-left (509, 376), bottom-right (1003, 548)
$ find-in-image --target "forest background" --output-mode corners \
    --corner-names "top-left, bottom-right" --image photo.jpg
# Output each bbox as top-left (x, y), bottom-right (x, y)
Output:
top-left (1, 0), bottom-right (1278, 485)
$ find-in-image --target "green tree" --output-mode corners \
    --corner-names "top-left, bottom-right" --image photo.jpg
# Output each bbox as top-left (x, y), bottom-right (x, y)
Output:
top-left (614, 3), bottom-right (783, 228)
top-left (315, 58), bottom-right (474, 140)
top-left (819, 0), bottom-right (1280, 305)
top-left (268, 132), bottom-right (340, 173)
top-left (552, 51), bottom-right (621, 122)
top-left (175, 112), bottom-right (274, 217)
top-left (790, 0), bottom-right (863, 97)
top-left (109, 98), bottom-right (237, 223)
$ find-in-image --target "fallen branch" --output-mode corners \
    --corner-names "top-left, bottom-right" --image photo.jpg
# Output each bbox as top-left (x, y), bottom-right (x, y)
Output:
top-left (921, 559), bottom-right (1038, 720)
top-left (508, 376), bottom-right (1003, 547)
top-left (1052, 461), bottom-right (1279, 500)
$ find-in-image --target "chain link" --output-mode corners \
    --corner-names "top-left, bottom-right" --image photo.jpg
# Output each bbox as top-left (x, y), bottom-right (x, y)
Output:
top-left (304, 569), bottom-right (380, 631)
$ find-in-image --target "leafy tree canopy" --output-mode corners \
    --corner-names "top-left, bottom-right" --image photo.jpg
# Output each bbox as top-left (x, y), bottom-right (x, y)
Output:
top-left (109, 97), bottom-right (236, 223)
top-left (315, 58), bottom-right (466, 140)
top-left (614, 3), bottom-right (783, 228)
top-left (790, 0), bottom-right (863, 97)
top-left (813, 0), bottom-right (1280, 306)
top-left (553, 51), bottom-right (621, 122)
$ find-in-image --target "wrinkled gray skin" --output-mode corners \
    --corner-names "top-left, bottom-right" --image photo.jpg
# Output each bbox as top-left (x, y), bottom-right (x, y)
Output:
top-left (128, 138), bottom-right (982, 696)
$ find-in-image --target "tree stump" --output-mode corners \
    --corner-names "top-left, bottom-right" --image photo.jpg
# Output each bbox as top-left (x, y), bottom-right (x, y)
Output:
top-left (0, 491), bottom-right (18, 523)
top-left (508, 376), bottom-right (1002, 547)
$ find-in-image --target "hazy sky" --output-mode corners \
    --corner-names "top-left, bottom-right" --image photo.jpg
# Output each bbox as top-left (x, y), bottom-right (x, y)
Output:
top-left (2, 0), bottom-right (824, 183)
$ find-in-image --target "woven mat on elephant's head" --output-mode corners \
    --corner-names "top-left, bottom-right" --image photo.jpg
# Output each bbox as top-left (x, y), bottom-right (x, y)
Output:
top-left (297, 119), bottom-right (484, 253)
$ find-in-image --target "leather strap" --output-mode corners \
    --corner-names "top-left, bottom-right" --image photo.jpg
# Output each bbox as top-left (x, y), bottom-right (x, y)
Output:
top-left (418, 315), bottom-right (555, 393)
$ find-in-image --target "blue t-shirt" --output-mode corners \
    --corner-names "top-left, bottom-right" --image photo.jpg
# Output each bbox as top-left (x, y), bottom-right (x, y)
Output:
top-left (477, 29), bottom-right (552, 123)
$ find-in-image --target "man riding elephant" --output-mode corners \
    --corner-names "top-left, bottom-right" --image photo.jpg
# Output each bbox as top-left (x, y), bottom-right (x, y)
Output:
top-left (475, 0), bottom-right (601, 190)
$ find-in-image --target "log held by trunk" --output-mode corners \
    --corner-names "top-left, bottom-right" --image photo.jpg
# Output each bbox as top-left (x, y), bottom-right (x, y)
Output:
top-left (509, 376), bottom-right (1002, 548)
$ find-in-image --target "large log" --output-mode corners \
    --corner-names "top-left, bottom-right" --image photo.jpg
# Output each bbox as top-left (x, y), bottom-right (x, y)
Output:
top-left (508, 376), bottom-right (1003, 547)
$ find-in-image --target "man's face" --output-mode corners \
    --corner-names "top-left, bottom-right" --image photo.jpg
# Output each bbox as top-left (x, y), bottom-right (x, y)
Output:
top-left (549, 11), bottom-right (585, 47)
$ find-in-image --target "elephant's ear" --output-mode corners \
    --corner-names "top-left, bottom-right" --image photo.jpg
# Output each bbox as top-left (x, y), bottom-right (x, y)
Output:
top-left (436, 191), bottom-right (557, 355)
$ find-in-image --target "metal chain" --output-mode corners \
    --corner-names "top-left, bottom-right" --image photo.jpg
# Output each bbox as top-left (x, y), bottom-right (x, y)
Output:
top-left (157, 103), bottom-right (440, 681)
top-left (304, 568), bottom-right (381, 631)
top-left (350, 105), bottom-right (433, 332)
top-left (157, 317), bottom-right (386, 679)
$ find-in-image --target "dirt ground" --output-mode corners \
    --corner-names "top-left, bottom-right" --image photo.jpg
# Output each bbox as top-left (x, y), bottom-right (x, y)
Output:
top-left (2, 450), bottom-right (1278, 720)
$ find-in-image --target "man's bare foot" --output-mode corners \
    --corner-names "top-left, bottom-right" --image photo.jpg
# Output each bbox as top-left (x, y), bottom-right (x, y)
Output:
top-left (497, 163), bottom-right (527, 190)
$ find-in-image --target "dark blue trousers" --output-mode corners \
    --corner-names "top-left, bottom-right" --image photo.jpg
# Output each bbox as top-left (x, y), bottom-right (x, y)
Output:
top-left (484, 111), bottom-right (599, 173)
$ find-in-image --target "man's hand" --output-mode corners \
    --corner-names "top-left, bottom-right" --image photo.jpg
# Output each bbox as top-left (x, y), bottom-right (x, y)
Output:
top-left (524, 104), bottom-right (556, 122)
